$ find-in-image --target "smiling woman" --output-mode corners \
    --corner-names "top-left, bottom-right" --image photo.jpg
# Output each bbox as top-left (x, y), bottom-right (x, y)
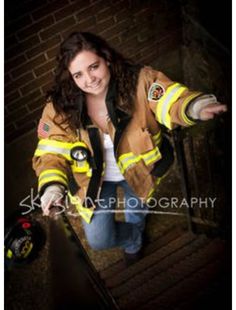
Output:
top-left (32, 31), bottom-right (227, 265)
top-left (69, 51), bottom-right (111, 98)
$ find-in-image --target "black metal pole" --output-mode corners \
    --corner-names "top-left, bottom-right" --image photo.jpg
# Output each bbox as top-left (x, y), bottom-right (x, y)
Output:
top-left (172, 128), bottom-right (194, 232)
top-left (49, 214), bottom-right (120, 310)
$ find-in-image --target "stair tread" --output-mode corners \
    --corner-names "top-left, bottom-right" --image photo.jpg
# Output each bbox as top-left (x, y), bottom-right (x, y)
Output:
top-left (139, 258), bottom-right (226, 310)
top-left (100, 227), bottom-right (185, 280)
top-left (106, 231), bottom-right (199, 288)
top-left (116, 237), bottom-right (225, 309)
top-left (110, 233), bottom-right (209, 297)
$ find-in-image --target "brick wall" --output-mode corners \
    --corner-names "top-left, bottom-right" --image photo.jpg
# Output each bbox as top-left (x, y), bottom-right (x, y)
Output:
top-left (181, 0), bottom-right (231, 103)
top-left (5, 0), bottom-right (183, 144)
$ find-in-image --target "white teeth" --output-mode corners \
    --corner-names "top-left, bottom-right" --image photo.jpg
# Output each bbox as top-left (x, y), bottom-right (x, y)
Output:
top-left (90, 82), bottom-right (100, 89)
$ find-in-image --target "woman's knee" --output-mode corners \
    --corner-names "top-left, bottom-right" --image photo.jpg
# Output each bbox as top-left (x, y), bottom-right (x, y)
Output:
top-left (86, 233), bottom-right (114, 250)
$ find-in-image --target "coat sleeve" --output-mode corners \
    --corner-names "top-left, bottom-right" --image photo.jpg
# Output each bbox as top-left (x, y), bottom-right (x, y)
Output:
top-left (32, 102), bottom-right (73, 195)
top-left (142, 66), bottom-right (204, 129)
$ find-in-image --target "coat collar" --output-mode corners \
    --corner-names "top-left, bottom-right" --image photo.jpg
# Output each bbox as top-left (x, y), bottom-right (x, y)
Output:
top-left (105, 77), bottom-right (132, 128)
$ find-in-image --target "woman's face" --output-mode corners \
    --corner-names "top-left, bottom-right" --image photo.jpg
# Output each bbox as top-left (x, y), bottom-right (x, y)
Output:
top-left (68, 49), bottom-right (111, 97)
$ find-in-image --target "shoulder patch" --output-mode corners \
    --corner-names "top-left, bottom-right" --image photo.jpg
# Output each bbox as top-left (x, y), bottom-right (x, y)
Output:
top-left (148, 83), bottom-right (165, 102)
top-left (37, 120), bottom-right (50, 138)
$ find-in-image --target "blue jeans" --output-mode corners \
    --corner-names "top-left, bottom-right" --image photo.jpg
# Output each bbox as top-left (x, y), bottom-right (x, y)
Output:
top-left (82, 180), bottom-right (148, 254)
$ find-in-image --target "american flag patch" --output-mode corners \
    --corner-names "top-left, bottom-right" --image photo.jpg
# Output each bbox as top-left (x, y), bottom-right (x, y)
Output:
top-left (37, 120), bottom-right (50, 138)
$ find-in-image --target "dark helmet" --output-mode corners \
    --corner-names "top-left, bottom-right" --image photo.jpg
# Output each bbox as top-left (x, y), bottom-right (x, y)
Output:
top-left (4, 214), bottom-right (46, 268)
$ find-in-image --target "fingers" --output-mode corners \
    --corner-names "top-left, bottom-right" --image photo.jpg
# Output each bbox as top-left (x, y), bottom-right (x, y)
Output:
top-left (203, 104), bottom-right (227, 113)
top-left (200, 103), bottom-right (227, 120)
top-left (41, 193), bottom-right (64, 217)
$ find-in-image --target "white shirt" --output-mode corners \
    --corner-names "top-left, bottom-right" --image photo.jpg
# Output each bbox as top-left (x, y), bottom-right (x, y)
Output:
top-left (103, 133), bottom-right (124, 181)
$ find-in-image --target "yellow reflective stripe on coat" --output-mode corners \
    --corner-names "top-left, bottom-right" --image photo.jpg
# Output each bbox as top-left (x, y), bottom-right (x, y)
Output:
top-left (118, 147), bottom-right (162, 173)
top-left (67, 192), bottom-right (94, 224)
top-left (35, 139), bottom-right (90, 173)
top-left (181, 92), bottom-right (202, 126)
top-left (34, 139), bottom-right (88, 162)
top-left (71, 161), bottom-right (90, 173)
top-left (156, 83), bottom-right (187, 129)
top-left (146, 177), bottom-right (162, 202)
top-left (152, 131), bottom-right (162, 147)
top-left (38, 169), bottom-right (68, 190)
top-left (141, 147), bottom-right (162, 165)
top-left (118, 152), bottom-right (140, 173)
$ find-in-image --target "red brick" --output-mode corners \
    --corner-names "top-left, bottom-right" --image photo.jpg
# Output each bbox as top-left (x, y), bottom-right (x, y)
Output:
top-left (4, 123), bottom-right (16, 135)
top-left (27, 97), bottom-right (45, 111)
top-left (61, 24), bottom-right (81, 40)
top-left (34, 59), bottom-right (56, 77)
top-left (5, 15), bottom-right (33, 37)
top-left (78, 16), bottom-right (97, 29)
top-left (5, 106), bottom-right (29, 124)
top-left (5, 72), bottom-right (35, 95)
top-left (7, 90), bottom-right (42, 112)
top-left (41, 80), bottom-right (54, 94)
top-left (18, 16), bottom-right (55, 41)
top-left (20, 72), bottom-right (54, 95)
top-left (60, 17), bottom-right (96, 40)
top-left (6, 35), bottom-right (41, 60)
top-left (32, 0), bottom-right (70, 21)
top-left (5, 35), bottom-right (19, 50)
top-left (114, 8), bottom-right (132, 23)
top-left (26, 35), bottom-right (61, 59)
top-left (40, 16), bottom-right (76, 41)
top-left (76, 1), bottom-right (107, 21)
top-left (5, 105), bottom-right (9, 116)
top-left (16, 106), bottom-right (43, 127)
top-left (5, 90), bottom-right (21, 105)
top-left (6, 0), bottom-right (48, 20)
top-left (54, 1), bottom-right (88, 21)
top-left (96, 17), bottom-right (114, 33)
top-left (100, 19), bottom-right (130, 38)
top-left (11, 54), bottom-right (46, 78)
top-left (6, 121), bottom-right (36, 144)
top-left (46, 46), bottom-right (59, 60)
top-left (5, 73), bottom-right (12, 85)
top-left (5, 54), bottom-right (27, 72)
top-left (95, 7), bottom-right (115, 22)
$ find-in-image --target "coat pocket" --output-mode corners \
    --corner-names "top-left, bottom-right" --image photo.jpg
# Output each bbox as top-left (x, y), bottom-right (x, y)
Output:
top-left (127, 128), bottom-right (154, 155)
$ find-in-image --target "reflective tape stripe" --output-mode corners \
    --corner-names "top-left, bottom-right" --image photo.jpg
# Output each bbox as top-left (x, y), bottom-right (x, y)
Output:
top-left (35, 144), bottom-right (71, 161)
top-left (39, 169), bottom-right (68, 180)
top-left (6, 249), bottom-right (13, 259)
top-left (35, 139), bottom-right (91, 173)
top-left (38, 169), bottom-right (68, 190)
top-left (118, 152), bottom-right (140, 173)
top-left (34, 139), bottom-right (88, 161)
top-left (71, 162), bottom-right (91, 174)
top-left (152, 131), bottom-right (162, 147)
top-left (118, 147), bottom-right (162, 173)
top-left (67, 192), bottom-right (94, 224)
top-left (181, 92), bottom-right (202, 126)
top-left (141, 147), bottom-right (162, 165)
top-left (156, 83), bottom-right (187, 129)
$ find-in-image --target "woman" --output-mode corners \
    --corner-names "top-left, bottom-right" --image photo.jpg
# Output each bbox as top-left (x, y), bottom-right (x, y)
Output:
top-left (33, 32), bottom-right (226, 263)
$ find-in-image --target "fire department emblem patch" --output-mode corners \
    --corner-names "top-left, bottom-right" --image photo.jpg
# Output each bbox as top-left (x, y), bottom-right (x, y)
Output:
top-left (148, 83), bottom-right (165, 101)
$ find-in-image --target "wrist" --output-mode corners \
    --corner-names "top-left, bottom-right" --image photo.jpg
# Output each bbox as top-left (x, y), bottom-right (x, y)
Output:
top-left (186, 94), bottom-right (218, 120)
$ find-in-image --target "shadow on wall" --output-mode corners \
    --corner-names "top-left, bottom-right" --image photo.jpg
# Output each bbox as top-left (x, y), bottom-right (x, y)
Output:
top-left (5, 129), bottom-right (38, 218)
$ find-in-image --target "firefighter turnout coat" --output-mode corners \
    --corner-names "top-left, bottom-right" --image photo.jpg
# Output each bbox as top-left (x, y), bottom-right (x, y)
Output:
top-left (33, 66), bottom-right (202, 222)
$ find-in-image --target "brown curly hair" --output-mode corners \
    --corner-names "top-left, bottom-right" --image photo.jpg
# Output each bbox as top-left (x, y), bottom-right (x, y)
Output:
top-left (47, 32), bottom-right (141, 129)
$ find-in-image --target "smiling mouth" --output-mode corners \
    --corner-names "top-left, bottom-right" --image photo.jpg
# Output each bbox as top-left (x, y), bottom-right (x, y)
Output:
top-left (89, 81), bottom-right (101, 89)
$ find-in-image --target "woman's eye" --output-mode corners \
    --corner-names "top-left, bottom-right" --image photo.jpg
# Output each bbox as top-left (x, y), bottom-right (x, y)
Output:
top-left (90, 64), bottom-right (99, 71)
top-left (74, 73), bottom-right (81, 79)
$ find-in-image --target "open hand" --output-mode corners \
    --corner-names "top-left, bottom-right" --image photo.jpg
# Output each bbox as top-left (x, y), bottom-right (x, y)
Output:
top-left (199, 103), bottom-right (227, 121)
